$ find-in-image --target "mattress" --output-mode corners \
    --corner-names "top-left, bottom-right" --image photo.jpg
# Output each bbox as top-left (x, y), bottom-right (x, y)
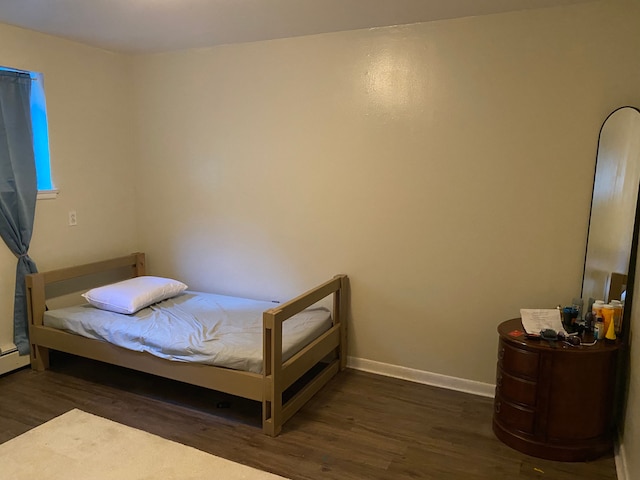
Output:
top-left (43, 291), bottom-right (332, 374)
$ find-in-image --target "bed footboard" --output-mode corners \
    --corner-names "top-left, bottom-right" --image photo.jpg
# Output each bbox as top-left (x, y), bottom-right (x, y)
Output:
top-left (262, 274), bottom-right (349, 436)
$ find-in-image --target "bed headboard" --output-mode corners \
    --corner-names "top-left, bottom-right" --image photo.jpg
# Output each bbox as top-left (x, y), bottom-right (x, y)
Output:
top-left (26, 252), bottom-right (146, 327)
top-left (30, 252), bottom-right (145, 286)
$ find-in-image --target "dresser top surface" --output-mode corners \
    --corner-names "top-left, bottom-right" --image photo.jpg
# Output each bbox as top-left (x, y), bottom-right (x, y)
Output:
top-left (498, 318), bottom-right (620, 353)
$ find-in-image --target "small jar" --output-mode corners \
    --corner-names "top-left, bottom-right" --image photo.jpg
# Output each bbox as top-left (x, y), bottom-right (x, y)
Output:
top-left (594, 318), bottom-right (604, 340)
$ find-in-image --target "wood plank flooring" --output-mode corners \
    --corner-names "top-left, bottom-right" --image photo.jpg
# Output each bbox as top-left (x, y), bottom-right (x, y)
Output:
top-left (0, 352), bottom-right (618, 479)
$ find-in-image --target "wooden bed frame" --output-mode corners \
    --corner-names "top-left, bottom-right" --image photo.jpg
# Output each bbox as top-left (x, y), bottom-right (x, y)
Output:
top-left (25, 252), bottom-right (348, 436)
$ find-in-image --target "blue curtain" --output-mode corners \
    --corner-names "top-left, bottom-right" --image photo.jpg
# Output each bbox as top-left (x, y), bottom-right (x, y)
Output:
top-left (0, 70), bottom-right (38, 355)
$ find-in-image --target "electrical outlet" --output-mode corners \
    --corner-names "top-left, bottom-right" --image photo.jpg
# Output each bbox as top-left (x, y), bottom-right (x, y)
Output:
top-left (68, 210), bottom-right (77, 226)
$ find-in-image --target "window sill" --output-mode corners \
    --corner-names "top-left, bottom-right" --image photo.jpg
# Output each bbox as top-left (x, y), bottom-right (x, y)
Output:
top-left (37, 189), bottom-right (59, 200)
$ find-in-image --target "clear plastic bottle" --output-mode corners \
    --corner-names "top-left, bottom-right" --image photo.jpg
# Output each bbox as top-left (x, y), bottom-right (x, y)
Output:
top-left (610, 300), bottom-right (623, 334)
top-left (571, 298), bottom-right (584, 320)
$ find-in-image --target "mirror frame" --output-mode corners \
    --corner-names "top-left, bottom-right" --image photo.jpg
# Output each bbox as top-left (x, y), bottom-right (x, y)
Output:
top-left (581, 106), bottom-right (640, 341)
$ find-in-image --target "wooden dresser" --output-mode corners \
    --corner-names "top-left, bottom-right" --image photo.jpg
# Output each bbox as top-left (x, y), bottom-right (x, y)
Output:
top-left (492, 318), bottom-right (621, 461)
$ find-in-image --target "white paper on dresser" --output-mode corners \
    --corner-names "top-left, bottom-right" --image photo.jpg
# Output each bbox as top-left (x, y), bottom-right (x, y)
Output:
top-left (519, 309), bottom-right (566, 335)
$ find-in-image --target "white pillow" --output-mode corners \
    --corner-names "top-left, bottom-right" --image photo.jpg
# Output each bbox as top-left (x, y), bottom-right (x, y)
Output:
top-left (82, 276), bottom-right (188, 314)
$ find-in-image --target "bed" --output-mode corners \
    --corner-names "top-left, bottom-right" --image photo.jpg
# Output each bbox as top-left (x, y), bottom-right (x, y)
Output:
top-left (25, 252), bottom-right (349, 436)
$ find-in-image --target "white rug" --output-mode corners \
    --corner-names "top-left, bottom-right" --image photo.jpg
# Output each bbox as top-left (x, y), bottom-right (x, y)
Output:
top-left (0, 409), bottom-right (288, 479)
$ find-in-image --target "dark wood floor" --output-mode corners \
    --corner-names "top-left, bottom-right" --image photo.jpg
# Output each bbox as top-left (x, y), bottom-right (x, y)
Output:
top-left (0, 352), bottom-right (618, 479)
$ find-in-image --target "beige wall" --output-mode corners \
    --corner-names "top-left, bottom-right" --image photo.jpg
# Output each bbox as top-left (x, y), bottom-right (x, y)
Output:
top-left (0, 24), bottom-right (138, 346)
top-left (131, 0), bottom-right (640, 383)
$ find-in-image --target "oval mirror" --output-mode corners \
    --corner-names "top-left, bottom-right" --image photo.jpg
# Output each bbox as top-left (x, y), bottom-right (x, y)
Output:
top-left (582, 106), bottom-right (640, 338)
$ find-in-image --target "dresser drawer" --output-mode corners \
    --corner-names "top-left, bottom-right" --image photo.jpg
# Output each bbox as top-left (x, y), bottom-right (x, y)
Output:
top-left (496, 367), bottom-right (537, 406)
top-left (498, 340), bottom-right (539, 379)
top-left (494, 395), bottom-right (535, 434)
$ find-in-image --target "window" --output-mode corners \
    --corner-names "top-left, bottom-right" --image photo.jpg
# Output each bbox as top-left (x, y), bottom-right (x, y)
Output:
top-left (30, 72), bottom-right (54, 194)
top-left (0, 67), bottom-right (55, 198)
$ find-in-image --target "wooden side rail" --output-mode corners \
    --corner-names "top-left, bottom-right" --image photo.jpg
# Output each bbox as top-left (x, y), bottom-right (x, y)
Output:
top-left (31, 325), bottom-right (264, 400)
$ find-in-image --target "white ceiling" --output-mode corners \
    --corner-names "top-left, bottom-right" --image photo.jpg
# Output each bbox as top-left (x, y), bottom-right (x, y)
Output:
top-left (0, 0), bottom-right (597, 54)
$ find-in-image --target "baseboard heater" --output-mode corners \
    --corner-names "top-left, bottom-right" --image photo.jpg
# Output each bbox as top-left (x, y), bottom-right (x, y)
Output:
top-left (0, 343), bottom-right (30, 376)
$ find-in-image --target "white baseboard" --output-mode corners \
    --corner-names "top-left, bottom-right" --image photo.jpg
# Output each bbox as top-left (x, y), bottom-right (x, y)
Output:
top-left (615, 436), bottom-right (629, 480)
top-left (347, 356), bottom-right (495, 398)
top-left (0, 350), bottom-right (30, 376)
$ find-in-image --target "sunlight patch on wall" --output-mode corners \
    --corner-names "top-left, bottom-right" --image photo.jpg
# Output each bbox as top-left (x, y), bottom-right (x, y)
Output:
top-left (364, 48), bottom-right (424, 113)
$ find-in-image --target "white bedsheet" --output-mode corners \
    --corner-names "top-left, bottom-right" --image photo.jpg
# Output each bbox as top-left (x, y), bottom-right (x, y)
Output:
top-left (43, 291), bottom-right (332, 374)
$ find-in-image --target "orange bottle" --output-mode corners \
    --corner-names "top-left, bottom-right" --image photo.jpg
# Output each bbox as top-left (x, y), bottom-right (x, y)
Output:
top-left (602, 304), bottom-right (615, 336)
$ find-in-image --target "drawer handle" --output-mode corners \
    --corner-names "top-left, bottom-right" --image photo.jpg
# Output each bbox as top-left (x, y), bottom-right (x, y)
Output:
top-left (495, 401), bottom-right (501, 414)
top-left (496, 375), bottom-right (503, 388)
top-left (498, 348), bottom-right (505, 360)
